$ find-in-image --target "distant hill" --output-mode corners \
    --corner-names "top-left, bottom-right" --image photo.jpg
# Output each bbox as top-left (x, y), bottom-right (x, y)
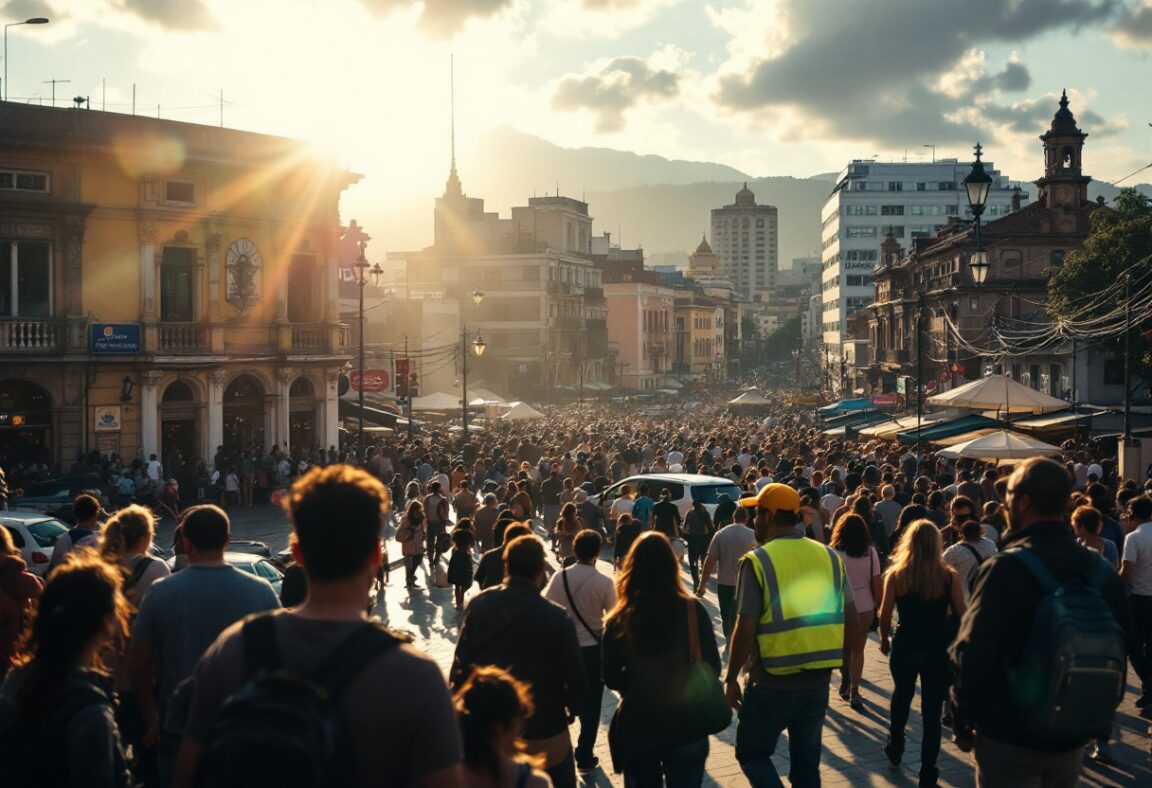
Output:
top-left (376, 126), bottom-right (1150, 269)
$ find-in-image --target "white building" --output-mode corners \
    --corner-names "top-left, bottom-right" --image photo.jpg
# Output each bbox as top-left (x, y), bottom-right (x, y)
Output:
top-left (710, 183), bottom-right (779, 301)
top-left (820, 158), bottom-right (1025, 380)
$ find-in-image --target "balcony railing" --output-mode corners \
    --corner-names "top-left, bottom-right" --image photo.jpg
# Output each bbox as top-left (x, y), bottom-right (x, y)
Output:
top-left (291, 324), bottom-right (329, 350)
top-left (158, 323), bottom-right (208, 352)
top-left (873, 348), bottom-right (909, 365)
top-left (0, 319), bottom-right (59, 351)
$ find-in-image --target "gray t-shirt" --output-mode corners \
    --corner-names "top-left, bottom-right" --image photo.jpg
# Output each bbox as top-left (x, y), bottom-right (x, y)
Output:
top-left (132, 564), bottom-right (280, 729)
top-left (707, 523), bottom-right (759, 586)
top-left (874, 500), bottom-right (903, 537)
top-left (184, 614), bottom-right (462, 787)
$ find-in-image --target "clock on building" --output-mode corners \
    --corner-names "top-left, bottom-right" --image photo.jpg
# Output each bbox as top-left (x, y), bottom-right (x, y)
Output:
top-left (225, 238), bottom-right (262, 312)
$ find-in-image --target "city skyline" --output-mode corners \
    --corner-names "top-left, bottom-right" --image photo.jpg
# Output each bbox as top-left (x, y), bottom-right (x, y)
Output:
top-left (5, 0), bottom-right (1151, 251)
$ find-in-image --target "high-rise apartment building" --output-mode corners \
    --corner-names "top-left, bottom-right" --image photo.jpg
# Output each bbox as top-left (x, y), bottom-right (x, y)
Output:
top-left (820, 159), bottom-right (1024, 389)
top-left (710, 184), bottom-right (778, 301)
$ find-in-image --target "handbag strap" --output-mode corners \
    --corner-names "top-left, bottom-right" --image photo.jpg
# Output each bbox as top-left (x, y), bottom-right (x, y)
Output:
top-left (562, 567), bottom-right (601, 644)
top-left (685, 599), bottom-right (702, 664)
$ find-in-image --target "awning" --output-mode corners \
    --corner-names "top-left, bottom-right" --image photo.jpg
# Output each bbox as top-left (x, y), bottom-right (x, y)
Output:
top-left (896, 414), bottom-right (1001, 445)
top-left (818, 398), bottom-right (874, 415)
top-left (338, 399), bottom-right (397, 427)
top-left (822, 410), bottom-right (888, 428)
top-left (857, 412), bottom-right (955, 440)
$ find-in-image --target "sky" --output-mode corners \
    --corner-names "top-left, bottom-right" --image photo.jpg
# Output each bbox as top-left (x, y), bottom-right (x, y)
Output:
top-left (5, 0), bottom-right (1152, 250)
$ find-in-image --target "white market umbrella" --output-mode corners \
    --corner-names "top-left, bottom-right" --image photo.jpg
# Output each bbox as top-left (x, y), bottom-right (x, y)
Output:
top-left (936, 430), bottom-right (1062, 461)
top-left (501, 402), bottom-right (546, 421)
top-left (926, 374), bottom-right (1068, 415)
top-left (468, 387), bottom-right (507, 406)
top-left (409, 391), bottom-right (462, 411)
top-left (727, 390), bottom-right (772, 406)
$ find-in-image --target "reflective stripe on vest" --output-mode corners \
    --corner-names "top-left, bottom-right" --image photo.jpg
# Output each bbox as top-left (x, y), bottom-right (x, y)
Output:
top-left (748, 535), bottom-right (846, 675)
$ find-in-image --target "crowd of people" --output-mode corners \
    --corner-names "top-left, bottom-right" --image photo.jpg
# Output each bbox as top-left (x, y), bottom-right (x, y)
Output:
top-left (0, 386), bottom-right (1147, 788)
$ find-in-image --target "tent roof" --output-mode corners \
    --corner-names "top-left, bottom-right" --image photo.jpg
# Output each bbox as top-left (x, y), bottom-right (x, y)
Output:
top-left (822, 410), bottom-right (889, 428)
top-left (728, 390), bottom-right (772, 405)
top-left (501, 402), bottom-right (546, 421)
top-left (409, 392), bottom-right (461, 411)
top-left (857, 411), bottom-right (957, 440)
top-left (926, 374), bottom-right (1069, 414)
top-left (818, 398), bottom-right (874, 414)
top-left (896, 414), bottom-right (1001, 445)
top-left (936, 430), bottom-right (1063, 460)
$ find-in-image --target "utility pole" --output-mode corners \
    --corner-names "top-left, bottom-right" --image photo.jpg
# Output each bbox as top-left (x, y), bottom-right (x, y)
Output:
top-left (1124, 271), bottom-right (1132, 445)
top-left (405, 336), bottom-right (413, 441)
top-left (916, 292), bottom-right (925, 458)
top-left (42, 78), bottom-right (69, 106)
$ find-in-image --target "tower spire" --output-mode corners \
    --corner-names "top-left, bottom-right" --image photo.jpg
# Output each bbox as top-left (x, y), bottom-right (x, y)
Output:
top-left (445, 53), bottom-right (463, 197)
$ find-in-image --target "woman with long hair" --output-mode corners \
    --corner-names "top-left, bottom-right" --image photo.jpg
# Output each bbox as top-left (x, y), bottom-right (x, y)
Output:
top-left (878, 519), bottom-right (967, 787)
top-left (99, 504), bottom-right (169, 604)
top-left (554, 503), bottom-right (580, 562)
top-left (395, 500), bottom-right (428, 588)
top-left (889, 503), bottom-right (930, 551)
top-left (454, 664), bottom-right (552, 788)
top-left (0, 552), bottom-right (133, 787)
top-left (0, 525), bottom-right (42, 676)
top-left (830, 513), bottom-right (880, 711)
top-left (603, 532), bottom-right (720, 786)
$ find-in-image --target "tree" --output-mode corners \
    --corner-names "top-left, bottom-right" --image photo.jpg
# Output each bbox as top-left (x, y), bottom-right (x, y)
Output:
top-left (762, 316), bottom-right (802, 362)
top-left (1047, 187), bottom-right (1152, 377)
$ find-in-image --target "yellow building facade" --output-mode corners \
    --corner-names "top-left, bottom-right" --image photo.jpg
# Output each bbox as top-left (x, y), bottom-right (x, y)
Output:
top-left (0, 104), bottom-right (356, 470)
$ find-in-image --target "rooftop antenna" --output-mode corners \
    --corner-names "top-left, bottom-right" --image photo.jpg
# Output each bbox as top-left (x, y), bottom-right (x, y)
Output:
top-left (923, 144), bottom-right (936, 163)
top-left (450, 53), bottom-right (456, 173)
top-left (42, 78), bottom-right (70, 107)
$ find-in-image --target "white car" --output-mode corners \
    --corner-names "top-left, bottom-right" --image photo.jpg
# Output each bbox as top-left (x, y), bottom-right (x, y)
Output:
top-left (589, 473), bottom-right (743, 520)
top-left (0, 512), bottom-right (70, 577)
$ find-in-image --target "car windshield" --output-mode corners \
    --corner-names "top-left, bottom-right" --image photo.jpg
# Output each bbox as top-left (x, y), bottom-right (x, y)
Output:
top-left (23, 482), bottom-right (70, 498)
top-left (27, 519), bottom-right (69, 547)
top-left (691, 484), bottom-right (742, 505)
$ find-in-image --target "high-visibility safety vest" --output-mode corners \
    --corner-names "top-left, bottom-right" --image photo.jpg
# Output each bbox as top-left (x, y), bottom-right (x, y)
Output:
top-left (745, 533), bottom-right (847, 675)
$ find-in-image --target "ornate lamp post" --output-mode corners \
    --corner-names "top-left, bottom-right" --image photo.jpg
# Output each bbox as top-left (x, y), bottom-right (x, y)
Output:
top-left (461, 290), bottom-right (485, 435)
top-left (351, 241), bottom-right (382, 461)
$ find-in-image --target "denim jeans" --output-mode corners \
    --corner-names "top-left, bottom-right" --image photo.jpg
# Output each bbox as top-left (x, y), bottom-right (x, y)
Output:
top-left (575, 644), bottom-right (604, 765)
top-left (736, 683), bottom-right (828, 788)
top-left (624, 736), bottom-right (709, 788)
top-left (717, 584), bottom-right (736, 640)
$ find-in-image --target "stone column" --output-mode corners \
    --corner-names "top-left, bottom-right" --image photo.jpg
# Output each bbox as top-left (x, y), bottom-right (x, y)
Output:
top-left (276, 367), bottom-right (292, 453)
top-left (207, 368), bottom-right (227, 471)
top-left (206, 232), bottom-right (222, 321)
top-left (61, 216), bottom-right (87, 352)
top-left (322, 367), bottom-right (340, 454)
top-left (141, 370), bottom-right (164, 460)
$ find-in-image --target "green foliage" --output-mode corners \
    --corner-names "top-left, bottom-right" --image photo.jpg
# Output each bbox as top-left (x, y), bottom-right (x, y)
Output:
top-left (762, 316), bottom-right (802, 362)
top-left (1047, 187), bottom-right (1152, 375)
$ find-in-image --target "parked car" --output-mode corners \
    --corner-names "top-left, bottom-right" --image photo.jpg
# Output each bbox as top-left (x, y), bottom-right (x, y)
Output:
top-left (165, 550), bottom-right (283, 595)
top-left (588, 473), bottom-right (743, 521)
top-left (8, 474), bottom-right (108, 523)
top-left (0, 512), bottom-right (70, 577)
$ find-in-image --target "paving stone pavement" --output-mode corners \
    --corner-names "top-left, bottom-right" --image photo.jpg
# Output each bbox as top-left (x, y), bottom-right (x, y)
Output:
top-left (204, 506), bottom-right (1152, 787)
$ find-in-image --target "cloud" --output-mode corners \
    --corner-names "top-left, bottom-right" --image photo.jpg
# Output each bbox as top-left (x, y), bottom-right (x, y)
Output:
top-left (1112, 0), bottom-right (1152, 47)
top-left (2, 0), bottom-right (61, 22)
top-left (552, 53), bottom-right (681, 133)
top-left (713, 0), bottom-right (1118, 147)
top-left (359, 0), bottom-right (514, 37)
top-left (980, 91), bottom-right (1126, 138)
top-left (113, 0), bottom-right (220, 31)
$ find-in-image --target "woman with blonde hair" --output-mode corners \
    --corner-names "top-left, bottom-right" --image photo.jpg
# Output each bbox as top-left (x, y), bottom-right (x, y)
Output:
top-left (455, 664), bottom-right (552, 788)
top-left (878, 519), bottom-right (966, 787)
top-left (99, 504), bottom-right (169, 603)
top-left (553, 502), bottom-right (579, 563)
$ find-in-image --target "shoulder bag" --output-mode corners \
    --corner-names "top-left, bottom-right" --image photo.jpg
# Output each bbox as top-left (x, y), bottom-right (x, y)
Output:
top-left (562, 567), bottom-right (601, 644)
top-left (677, 599), bottom-right (732, 740)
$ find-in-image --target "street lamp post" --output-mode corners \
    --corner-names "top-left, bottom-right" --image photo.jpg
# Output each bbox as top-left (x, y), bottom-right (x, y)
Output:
top-left (461, 290), bottom-right (484, 435)
top-left (4, 17), bottom-right (48, 103)
top-left (351, 241), bottom-right (382, 462)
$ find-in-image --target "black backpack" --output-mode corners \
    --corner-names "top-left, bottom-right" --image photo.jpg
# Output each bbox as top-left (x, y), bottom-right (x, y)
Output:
top-left (1005, 548), bottom-right (1126, 742)
top-left (194, 613), bottom-right (400, 788)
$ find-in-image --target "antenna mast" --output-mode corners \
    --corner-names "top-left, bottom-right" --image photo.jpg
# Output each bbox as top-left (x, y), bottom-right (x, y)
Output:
top-left (450, 53), bottom-right (455, 171)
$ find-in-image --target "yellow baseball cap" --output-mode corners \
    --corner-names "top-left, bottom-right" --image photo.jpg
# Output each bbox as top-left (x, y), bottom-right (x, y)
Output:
top-left (738, 482), bottom-right (802, 513)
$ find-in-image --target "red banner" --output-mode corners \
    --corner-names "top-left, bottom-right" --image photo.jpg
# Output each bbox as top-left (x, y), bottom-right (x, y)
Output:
top-left (870, 393), bottom-right (904, 411)
top-left (351, 369), bottom-right (390, 393)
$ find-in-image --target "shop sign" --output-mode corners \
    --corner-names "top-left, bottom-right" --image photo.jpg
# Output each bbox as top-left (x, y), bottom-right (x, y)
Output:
top-left (91, 324), bottom-right (142, 354)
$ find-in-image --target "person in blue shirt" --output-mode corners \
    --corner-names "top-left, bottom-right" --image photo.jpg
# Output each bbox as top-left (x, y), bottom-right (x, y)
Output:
top-left (631, 484), bottom-right (654, 529)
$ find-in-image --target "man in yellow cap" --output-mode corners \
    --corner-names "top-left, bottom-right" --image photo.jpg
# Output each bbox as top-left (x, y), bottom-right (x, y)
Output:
top-left (724, 483), bottom-right (858, 787)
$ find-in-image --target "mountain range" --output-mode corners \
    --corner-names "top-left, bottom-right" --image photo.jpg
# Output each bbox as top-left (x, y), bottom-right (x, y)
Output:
top-left (379, 126), bottom-right (1150, 269)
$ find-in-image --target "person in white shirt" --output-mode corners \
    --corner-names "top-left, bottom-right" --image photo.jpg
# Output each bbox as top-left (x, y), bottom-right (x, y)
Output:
top-left (820, 483), bottom-right (844, 521)
top-left (608, 485), bottom-right (635, 525)
top-left (753, 468), bottom-right (774, 491)
top-left (666, 448), bottom-right (685, 467)
top-left (146, 454), bottom-right (163, 482)
top-left (941, 520), bottom-right (998, 600)
top-left (1122, 495), bottom-right (1152, 706)
top-left (543, 530), bottom-right (616, 773)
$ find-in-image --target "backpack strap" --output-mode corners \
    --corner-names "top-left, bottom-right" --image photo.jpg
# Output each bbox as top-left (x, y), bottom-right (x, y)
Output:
top-left (241, 612), bottom-right (282, 678)
top-left (312, 623), bottom-right (401, 699)
top-left (123, 555), bottom-right (155, 592)
top-left (1006, 547), bottom-right (1059, 594)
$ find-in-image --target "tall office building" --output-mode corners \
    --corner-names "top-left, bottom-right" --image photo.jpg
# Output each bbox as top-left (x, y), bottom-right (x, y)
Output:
top-left (710, 183), bottom-right (778, 301)
top-left (820, 158), bottom-right (1024, 388)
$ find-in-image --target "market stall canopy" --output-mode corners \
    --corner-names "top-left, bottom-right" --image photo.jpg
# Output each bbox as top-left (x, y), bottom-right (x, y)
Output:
top-left (410, 392), bottom-right (462, 411)
top-left (817, 398), bottom-right (874, 415)
top-left (857, 412), bottom-right (957, 440)
top-left (823, 410), bottom-right (890, 429)
top-left (926, 375), bottom-right (1069, 414)
top-left (896, 414), bottom-right (1001, 445)
top-left (501, 402), bottom-right (546, 421)
top-left (727, 390), bottom-right (772, 406)
top-left (936, 430), bottom-right (1062, 460)
top-left (467, 388), bottom-right (507, 406)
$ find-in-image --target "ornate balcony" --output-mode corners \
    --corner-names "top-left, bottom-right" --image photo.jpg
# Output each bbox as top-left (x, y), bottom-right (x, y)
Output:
top-left (0, 319), bottom-right (59, 351)
top-left (158, 323), bottom-right (208, 352)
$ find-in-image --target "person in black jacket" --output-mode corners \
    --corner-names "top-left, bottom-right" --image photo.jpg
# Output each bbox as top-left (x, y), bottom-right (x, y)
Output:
top-left (451, 534), bottom-right (585, 788)
top-left (950, 457), bottom-right (1129, 786)
top-left (0, 551), bottom-right (134, 788)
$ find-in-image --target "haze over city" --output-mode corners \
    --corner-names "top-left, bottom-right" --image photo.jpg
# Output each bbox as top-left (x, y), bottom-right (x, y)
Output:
top-left (6, 0), bottom-right (1152, 251)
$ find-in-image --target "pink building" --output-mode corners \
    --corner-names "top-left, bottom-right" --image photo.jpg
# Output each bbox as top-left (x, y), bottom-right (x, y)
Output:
top-left (605, 274), bottom-right (676, 392)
